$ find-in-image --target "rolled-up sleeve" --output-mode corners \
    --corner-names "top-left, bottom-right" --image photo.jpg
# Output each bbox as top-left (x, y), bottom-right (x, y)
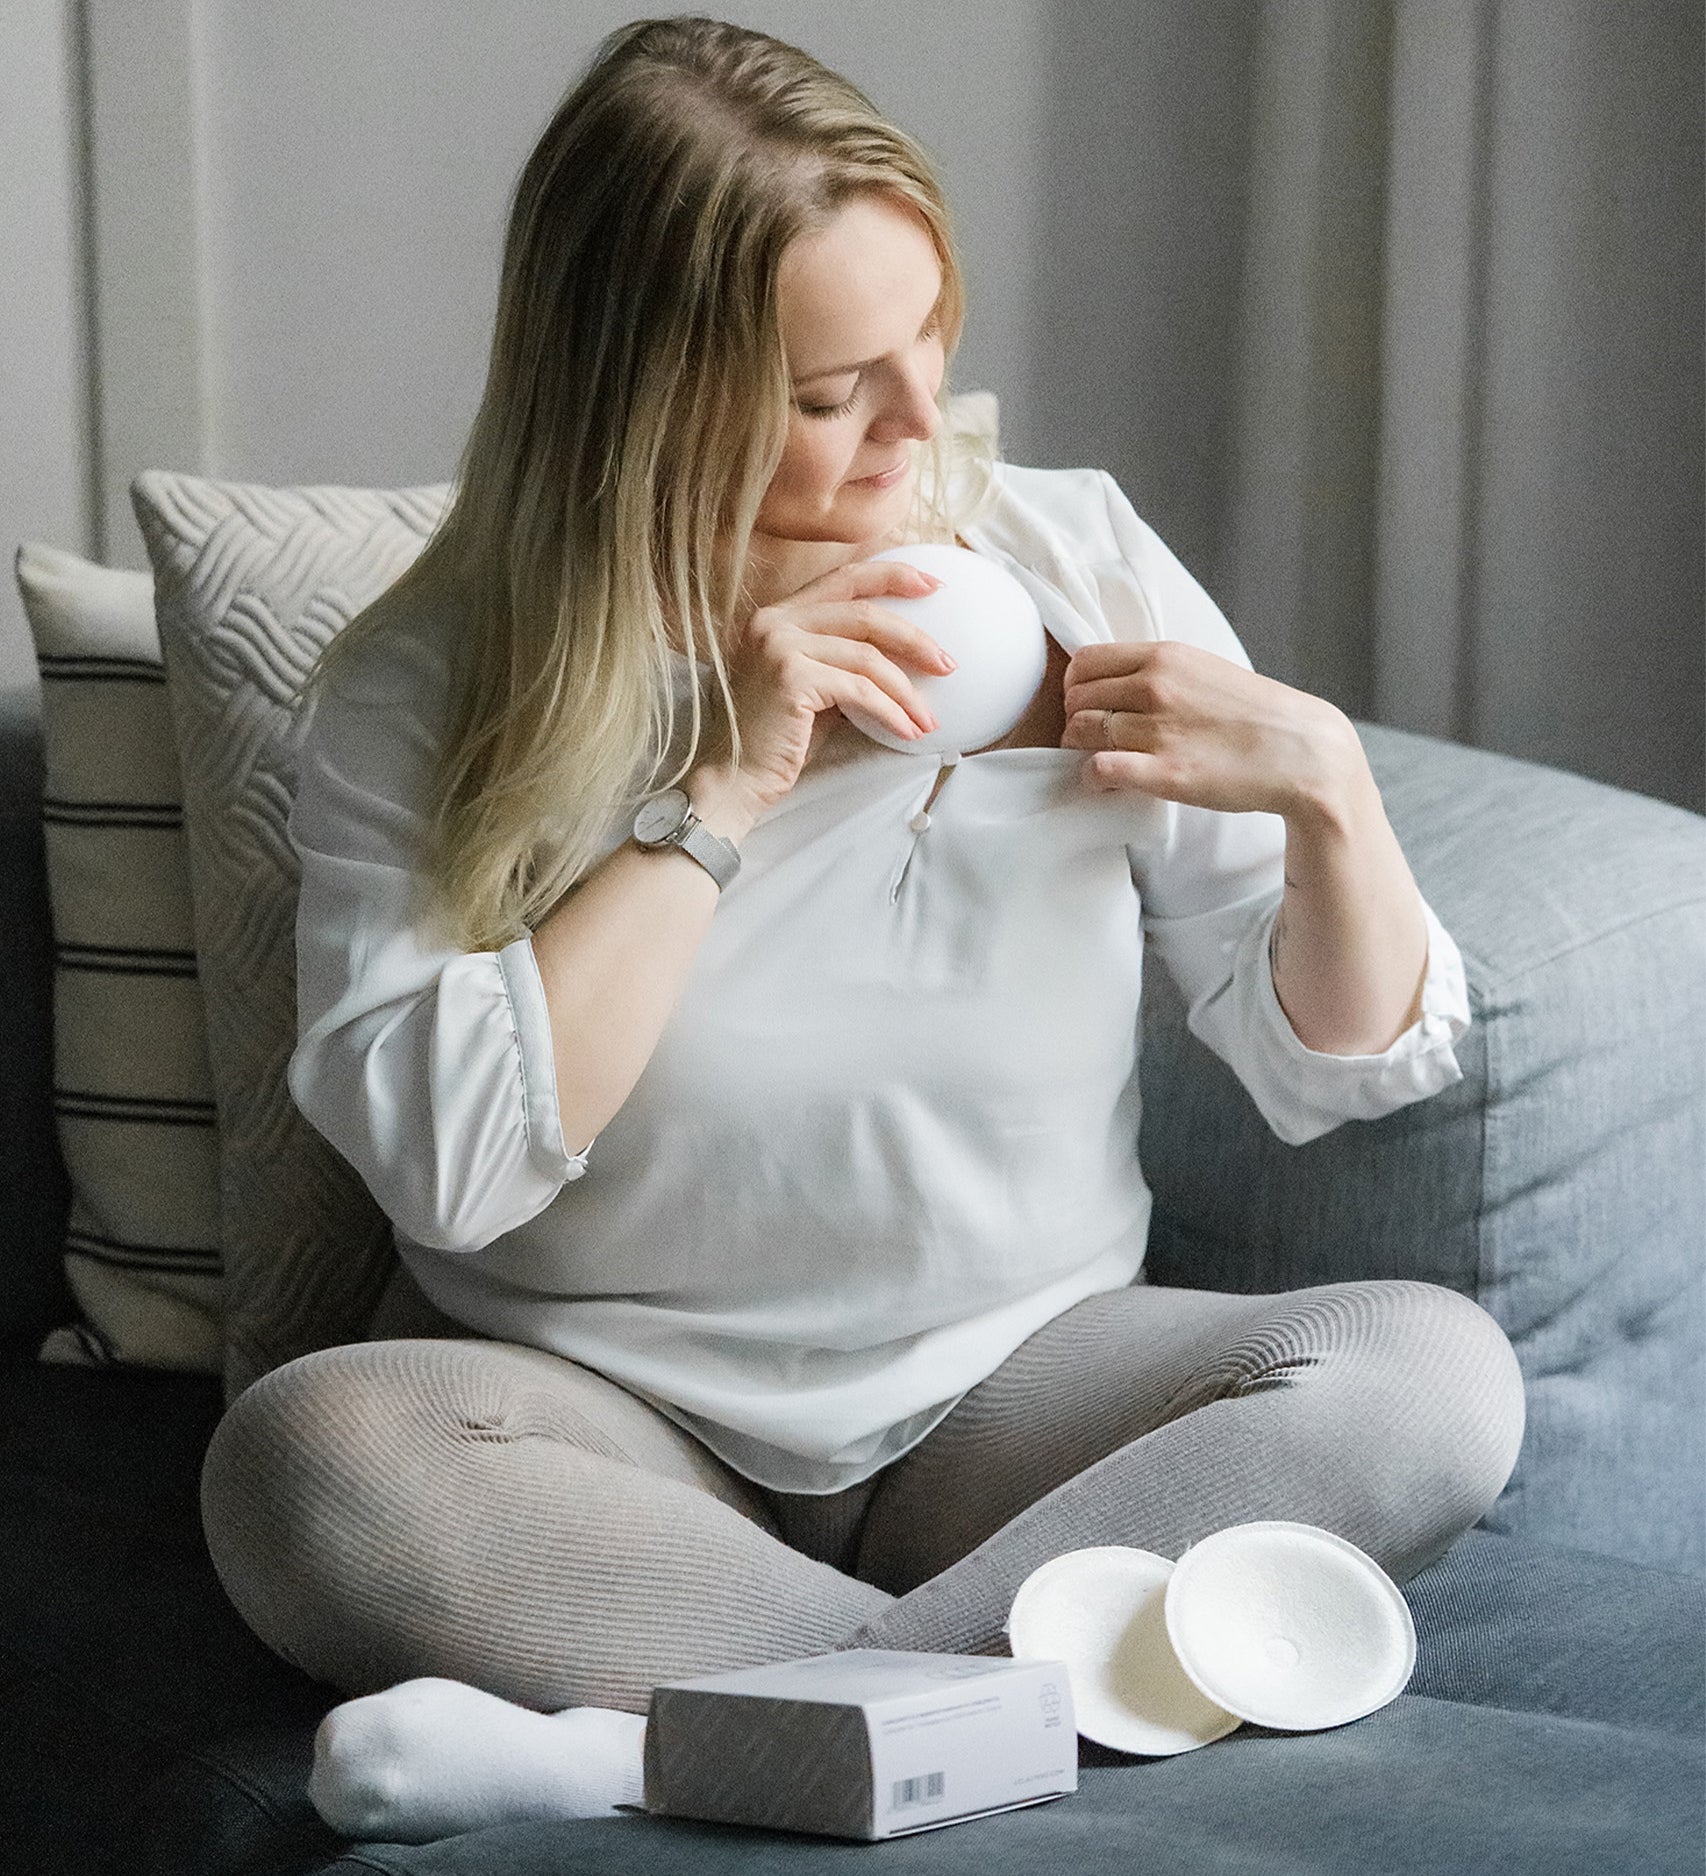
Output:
top-left (286, 620), bottom-right (591, 1254)
top-left (1143, 868), bottom-right (1470, 1146)
top-left (1101, 471), bottom-right (1471, 1146)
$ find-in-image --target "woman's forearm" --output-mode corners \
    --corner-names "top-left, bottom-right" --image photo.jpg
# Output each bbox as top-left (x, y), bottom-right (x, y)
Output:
top-left (529, 767), bottom-right (760, 1156)
top-left (1269, 760), bottom-right (1429, 1057)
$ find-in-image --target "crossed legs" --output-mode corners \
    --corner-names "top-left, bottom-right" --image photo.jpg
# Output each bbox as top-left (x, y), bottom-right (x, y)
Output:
top-left (198, 1276), bottom-right (1524, 1837)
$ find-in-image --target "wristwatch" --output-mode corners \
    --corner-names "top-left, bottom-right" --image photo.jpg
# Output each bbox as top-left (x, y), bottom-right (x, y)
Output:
top-left (631, 787), bottom-right (742, 891)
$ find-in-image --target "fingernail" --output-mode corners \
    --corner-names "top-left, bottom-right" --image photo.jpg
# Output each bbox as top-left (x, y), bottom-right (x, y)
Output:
top-left (939, 652), bottom-right (957, 671)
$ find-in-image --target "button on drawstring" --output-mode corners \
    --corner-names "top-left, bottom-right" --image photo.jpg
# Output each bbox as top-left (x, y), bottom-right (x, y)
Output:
top-left (890, 761), bottom-right (958, 903)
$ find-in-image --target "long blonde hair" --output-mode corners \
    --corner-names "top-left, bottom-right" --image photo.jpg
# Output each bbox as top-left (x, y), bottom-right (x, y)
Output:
top-left (307, 15), bottom-right (996, 953)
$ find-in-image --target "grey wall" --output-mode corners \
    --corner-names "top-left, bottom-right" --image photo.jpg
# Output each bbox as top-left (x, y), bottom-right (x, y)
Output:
top-left (1470, 0), bottom-right (1703, 806)
top-left (200, 0), bottom-right (1052, 489)
top-left (0, 0), bottom-right (90, 686)
top-left (1026, 1), bottom-right (1259, 589)
top-left (3, 0), bottom-right (1700, 810)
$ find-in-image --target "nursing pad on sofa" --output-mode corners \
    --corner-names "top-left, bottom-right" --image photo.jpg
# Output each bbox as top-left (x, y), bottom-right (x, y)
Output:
top-left (1165, 1522), bottom-right (1416, 1732)
top-left (1006, 1546), bottom-right (1240, 1756)
top-left (1008, 1524), bottom-right (1415, 1753)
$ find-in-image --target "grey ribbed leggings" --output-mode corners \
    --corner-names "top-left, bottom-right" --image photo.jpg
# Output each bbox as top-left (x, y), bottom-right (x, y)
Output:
top-left (199, 1276), bottom-right (1524, 1715)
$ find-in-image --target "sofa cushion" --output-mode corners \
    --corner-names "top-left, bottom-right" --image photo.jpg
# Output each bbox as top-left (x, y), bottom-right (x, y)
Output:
top-left (285, 1706), bottom-right (1698, 1876)
top-left (129, 474), bottom-right (449, 1404)
top-left (143, 1532), bottom-right (1703, 1876)
top-left (0, 1359), bottom-right (338, 1875)
top-left (13, 542), bottom-right (223, 1375)
top-left (4, 1359), bottom-right (1699, 1874)
top-left (1140, 726), bottom-right (1706, 1573)
top-left (0, 689), bottom-right (74, 1358)
top-left (126, 395), bottom-right (1001, 1408)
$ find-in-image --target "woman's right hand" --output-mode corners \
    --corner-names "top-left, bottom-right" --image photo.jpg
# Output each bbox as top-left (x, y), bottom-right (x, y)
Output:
top-left (693, 557), bottom-right (956, 822)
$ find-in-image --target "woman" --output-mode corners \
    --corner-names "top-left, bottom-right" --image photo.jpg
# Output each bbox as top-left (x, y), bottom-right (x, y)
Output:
top-left (199, 16), bottom-right (1524, 1842)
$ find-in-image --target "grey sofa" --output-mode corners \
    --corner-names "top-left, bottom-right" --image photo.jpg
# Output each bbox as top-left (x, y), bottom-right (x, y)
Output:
top-left (2, 681), bottom-right (1702, 1875)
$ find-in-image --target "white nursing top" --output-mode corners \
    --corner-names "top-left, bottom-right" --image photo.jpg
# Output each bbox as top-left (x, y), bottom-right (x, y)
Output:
top-left (287, 462), bottom-right (1471, 1493)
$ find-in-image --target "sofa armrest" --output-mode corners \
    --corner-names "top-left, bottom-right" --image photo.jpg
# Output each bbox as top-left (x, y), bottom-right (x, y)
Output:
top-left (1139, 723), bottom-right (1705, 1574)
top-left (0, 686), bottom-right (72, 1358)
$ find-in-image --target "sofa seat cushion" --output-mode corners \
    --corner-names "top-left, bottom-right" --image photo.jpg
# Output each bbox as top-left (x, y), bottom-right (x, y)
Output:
top-left (280, 1696), bottom-right (1697, 1876)
top-left (4, 1360), bottom-right (1700, 1874)
top-left (145, 1527), bottom-right (1705, 1875)
top-left (1140, 726), bottom-right (1706, 1574)
top-left (0, 1359), bottom-right (342, 1874)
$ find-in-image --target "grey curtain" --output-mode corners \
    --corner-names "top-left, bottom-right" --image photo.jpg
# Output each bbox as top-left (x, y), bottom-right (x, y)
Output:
top-left (1025, 0), bottom-right (1703, 812)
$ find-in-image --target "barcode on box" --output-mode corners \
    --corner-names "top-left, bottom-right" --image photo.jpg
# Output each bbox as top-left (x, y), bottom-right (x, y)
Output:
top-left (892, 1772), bottom-right (946, 1810)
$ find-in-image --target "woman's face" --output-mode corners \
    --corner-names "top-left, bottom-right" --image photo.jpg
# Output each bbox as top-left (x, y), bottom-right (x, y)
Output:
top-left (756, 191), bottom-right (947, 546)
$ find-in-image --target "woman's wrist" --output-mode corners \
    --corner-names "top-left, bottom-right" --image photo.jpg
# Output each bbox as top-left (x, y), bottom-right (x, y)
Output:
top-left (1272, 798), bottom-right (1429, 1053)
top-left (1274, 704), bottom-right (1372, 846)
top-left (1278, 755), bottom-right (1416, 954)
top-left (685, 763), bottom-right (764, 844)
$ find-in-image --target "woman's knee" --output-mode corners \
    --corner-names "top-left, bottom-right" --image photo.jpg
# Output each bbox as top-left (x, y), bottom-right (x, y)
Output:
top-left (1374, 1280), bottom-right (1524, 1485)
top-left (199, 1338), bottom-right (521, 1690)
top-left (197, 1336), bottom-right (793, 1702)
top-left (1302, 1280), bottom-right (1527, 1557)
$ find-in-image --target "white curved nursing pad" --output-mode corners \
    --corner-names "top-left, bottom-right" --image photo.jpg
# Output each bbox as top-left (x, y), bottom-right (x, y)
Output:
top-left (1164, 1523), bottom-right (1417, 1733)
top-left (1006, 1547), bottom-right (1241, 1756)
top-left (840, 543), bottom-right (1048, 757)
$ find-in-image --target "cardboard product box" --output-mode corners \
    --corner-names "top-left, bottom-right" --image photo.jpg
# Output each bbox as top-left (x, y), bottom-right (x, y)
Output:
top-left (643, 1648), bottom-right (1077, 1840)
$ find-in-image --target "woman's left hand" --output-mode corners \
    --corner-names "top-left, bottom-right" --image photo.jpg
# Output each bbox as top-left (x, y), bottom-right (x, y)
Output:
top-left (1060, 640), bottom-right (1366, 822)
top-left (1062, 640), bottom-right (1433, 1056)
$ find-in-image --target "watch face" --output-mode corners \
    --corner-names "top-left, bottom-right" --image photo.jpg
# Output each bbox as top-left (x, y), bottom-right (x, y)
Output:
top-left (635, 788), bottom-right (689, 843)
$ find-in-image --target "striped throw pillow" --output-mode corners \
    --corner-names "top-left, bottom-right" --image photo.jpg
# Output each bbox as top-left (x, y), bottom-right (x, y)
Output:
top-left (14, 542), bottom-right (223, 1371)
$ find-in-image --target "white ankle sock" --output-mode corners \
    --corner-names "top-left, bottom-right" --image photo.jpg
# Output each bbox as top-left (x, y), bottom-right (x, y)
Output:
top-left (308, 1677), bottom-right (647, 1844)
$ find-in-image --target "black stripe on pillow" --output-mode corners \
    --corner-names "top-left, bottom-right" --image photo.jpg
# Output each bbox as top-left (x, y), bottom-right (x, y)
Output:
top-left (38, 655), bottom-right (165, 683)
top-left (42, 797), bottom-right (183, 828)
top-left (64, 1227), bottom-right (220, 1273)
top-left (54, 1089), bottom-right (219, 1126)
top-left (57, 944), bottom-right (199, 977)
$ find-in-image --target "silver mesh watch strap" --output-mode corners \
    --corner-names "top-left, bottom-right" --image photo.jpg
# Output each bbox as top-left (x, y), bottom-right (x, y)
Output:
top-left (634, 788), bottom-right (742, 891)
top-left (673, 813), bottom-right (741, 891)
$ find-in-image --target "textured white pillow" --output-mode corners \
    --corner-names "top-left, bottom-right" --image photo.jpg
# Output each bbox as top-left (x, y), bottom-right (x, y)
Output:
top-left (128, 394), bottom-right (998, 1401)
top-left (131, 472), bottom-right (449, 1403)
top-left (14, 542), bottom-right (223, 1373)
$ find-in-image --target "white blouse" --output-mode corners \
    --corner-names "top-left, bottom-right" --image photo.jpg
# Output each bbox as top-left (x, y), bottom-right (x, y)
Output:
top-left (287, 462), bottom-right (1470, 1494)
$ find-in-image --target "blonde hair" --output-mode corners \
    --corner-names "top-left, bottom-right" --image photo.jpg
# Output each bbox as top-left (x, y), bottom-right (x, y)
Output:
top-left (307, 15), bottom-right (997, 953)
